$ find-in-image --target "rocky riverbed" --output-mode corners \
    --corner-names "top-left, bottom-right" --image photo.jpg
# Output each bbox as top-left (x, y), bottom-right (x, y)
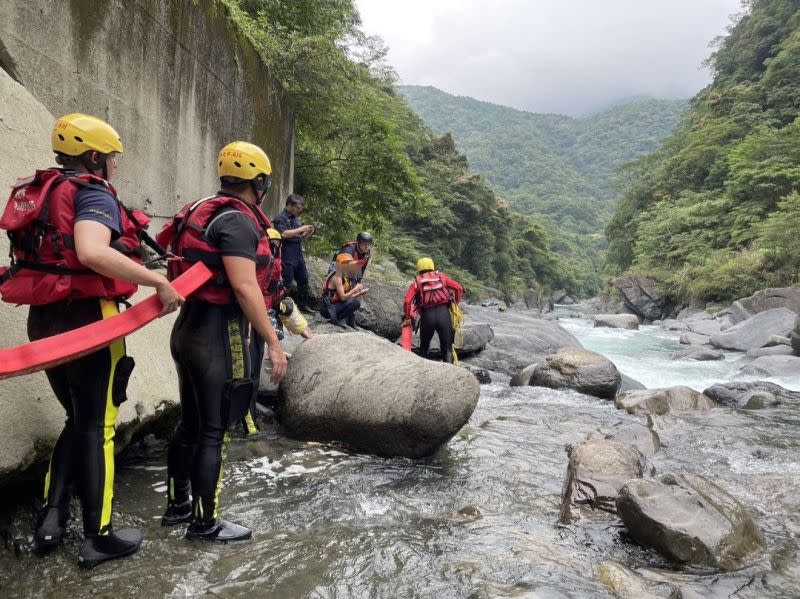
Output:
top-left (1, 307), bottom-right (799, 597)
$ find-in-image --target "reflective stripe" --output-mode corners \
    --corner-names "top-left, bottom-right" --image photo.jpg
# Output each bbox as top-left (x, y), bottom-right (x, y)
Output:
top-left (244, 411), bottom-right (258, 435)
top-left (213, 433), bottom-right (230, 518)
top-left (99, 299), bottom-right (123, 533)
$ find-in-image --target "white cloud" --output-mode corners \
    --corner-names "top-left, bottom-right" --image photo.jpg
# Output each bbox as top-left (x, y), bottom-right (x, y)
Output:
top-left (356, 0), bottom-right (743, 115)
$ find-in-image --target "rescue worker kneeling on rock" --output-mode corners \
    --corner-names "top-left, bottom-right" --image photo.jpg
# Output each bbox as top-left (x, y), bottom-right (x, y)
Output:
top-left (320, 253), bottom-right (368, 328)
top-left (0, 113), bottom-right (184, 568)
top-left (157, 141), bottom-right (287, 542)
top-left (403, 257), bottom-right (464, 363)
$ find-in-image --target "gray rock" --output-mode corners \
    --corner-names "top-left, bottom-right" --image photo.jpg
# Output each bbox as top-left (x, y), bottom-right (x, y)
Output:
top-left (793, 316), bottom-right (800, 356)
top-left (279, 333), bottom-right (479, 458)
top-left (765, 335), bottom-right (791, 347)
top-left (605, 422), bottom-right (660, 457)
top-left (406, 322), bottom-right (494, 360)
top-left (617, 472), bottom-right (766, 570)
top-left (662, 319), bottom-right (688, 332)
top-left (738, 355), bottom-right (800, 377)
top-left (596, 562), bottom-right (676, 599)
top-left (594, 314), bottom-right (639, 330)
top-left (530, 348), bottom-right (622, 399)
top-left (679, 332), bottom-right (710, 345)
top-left (730, 287), bottom-right (800, 324)
top-left (703, 381), bottom-right (800, 408)
top-left (614, 275), bottom-right (676, 322)
top-left (464, 365), bottom-right (491, 384)
top-left (686, 319), bottom-right (722, 336)
top-left (619, 374), bottom-right (646, 392)
top-left (745, 345), bottom-right (795, 359)
top-left (740, 390), bottom-right (780, 410)
top-left (559, 439), bottom-right (647, 523)
top-left (462, 309), bottom-right (582, 375)
top-left (510, 363), bottom-right (537, 387)
top-left (671, 346), bottom-right (725, 361)
top-left (709, 308), bottom-right (797, 351)
top-left (615, 387), bottom-right (715, 416)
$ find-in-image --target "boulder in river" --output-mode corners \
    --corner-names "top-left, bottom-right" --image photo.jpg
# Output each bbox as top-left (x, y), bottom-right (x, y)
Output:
top-left (279, 333), bottom-right (479, 458)
top-left (510, 363), bottom-right (537, 387)
top-left (709, 307), bottom-right (797, 351)
top-left (410, 322), bottom-right (494, 359)
top-left (745, 345), bottom-right (795, 359)
top-left (619, 374), bottom-right (646, 393)
top-left (671, 346), bottom-right (725, 361)
top-left (559, 439), bottom-right (648, 523)
top-left (461, 309), bottom-right (582, 375)
top-left (616, 472), bottom-right (766, 570)
top-left (685, 318), bottom-right (722, 336)
top-left (613, 275), bottom-right (676, 322)
top-left (615, 386), bottom-right (715, 416)
top-left (765, 335), bottom-right (791, 347)
top-left (679, 332), bottom-right (709, 346)
top-left (729, 287), bottom-right (800, 324)
top-left (605, 422), bottom-right (661, 458)
top-left (595, 562), bottom-right (675, 599)
top-left (593, 314), bottom-right (639, 330)
top-left (792, 316), bottom-right (800, 356)
top-left (530, 348), bottom-right (621, 399)
top-left (738, 355), bottom-right (800, 378)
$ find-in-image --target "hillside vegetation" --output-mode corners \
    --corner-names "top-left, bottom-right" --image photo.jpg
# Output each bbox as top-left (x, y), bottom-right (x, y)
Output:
top-left (223, 0), bottom-right (598, 298)
top-left (398, 86), bottom-right (686, 293)
top-left (606, 0), bottom-right (800, 303)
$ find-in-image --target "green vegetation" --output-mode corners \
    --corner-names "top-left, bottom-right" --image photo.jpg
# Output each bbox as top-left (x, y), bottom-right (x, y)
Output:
top-left (398, 86), bottom-right (686, 295)
top-left (607, 0), bottom-right (800, 304)
top-left (221, 0), bottom-right (598, 298)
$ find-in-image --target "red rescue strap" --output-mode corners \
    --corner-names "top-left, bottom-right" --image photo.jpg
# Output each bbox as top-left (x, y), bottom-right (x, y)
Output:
top-left (0, 262), bottom-right (212, 380)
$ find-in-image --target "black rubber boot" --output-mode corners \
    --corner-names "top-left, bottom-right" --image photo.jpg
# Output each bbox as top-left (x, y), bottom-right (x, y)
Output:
top-left (78, 528), bottom-right (142, 569)
top-left (346, 313), bottom-right (357, 328)
top-left (161, 500), bottom-right (193, 526)
top-left (34, 506), bottom-right (69, 552)
top-left (297, 284), bottom-right (316, 313)
top-left (185, 518), bottom-right (252, 543)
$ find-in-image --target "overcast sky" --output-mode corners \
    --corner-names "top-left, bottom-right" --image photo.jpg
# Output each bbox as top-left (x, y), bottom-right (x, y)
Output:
top-left (356, 0), bottom-right (744, 116)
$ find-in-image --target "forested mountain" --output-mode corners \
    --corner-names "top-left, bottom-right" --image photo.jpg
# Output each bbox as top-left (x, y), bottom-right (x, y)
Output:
top-left (398, 86), bottom-right (687, 233)
top-left (607, 0), bottom-right (800, 303)
top-left (224, 0), bottom-right (595, 298)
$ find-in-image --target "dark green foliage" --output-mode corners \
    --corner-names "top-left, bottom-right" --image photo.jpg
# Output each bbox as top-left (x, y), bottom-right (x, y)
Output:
top-left (222, 0), bottom-right (587, 298)
top-left (607, 0), bottom-right (800, 304)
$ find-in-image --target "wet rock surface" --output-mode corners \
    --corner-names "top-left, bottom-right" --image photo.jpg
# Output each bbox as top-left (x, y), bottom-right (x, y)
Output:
top-left (739, 355), bottom-right (800, 377)
top-left (605, 422), bottom-right (661, 458)
top-left (615, 387), bottom-right (715, 416)
top-left (279, 333), bottom-right (480, 458)
top-left (559, 439), bottom-right (648, 523)
top-left (594, 314), bottom-right (640, 330)
top-left (703, 381), bottom-right (800, 409)
top-left (530, 347), bottom-right (622, 399)
top-left (709, 307), bottom-right (797, 351)
top-left (671, 346), bottom-right (725, 361)
top-left (617, 472), bottom-right (766, 570)
top-left (730, 288), bottom-right (800, 324)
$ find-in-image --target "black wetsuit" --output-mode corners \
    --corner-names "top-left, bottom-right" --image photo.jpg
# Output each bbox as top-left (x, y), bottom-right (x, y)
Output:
top-left (26, 185), bottom-right (130, 537)
top-left (419, 303), bottom-right (455, 364)
top-left (165, 208), bottom-right (264, 521)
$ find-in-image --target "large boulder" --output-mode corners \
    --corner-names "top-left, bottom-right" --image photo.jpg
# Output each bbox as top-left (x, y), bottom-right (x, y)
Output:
top-left (679, 332), bottom-right (709, 346)
top-left (619, 374), bottom-right (646, 393)
top-left (745, 345), bottom-right (795, 359)
top-left (613, 275), bottom-right (675, 322)
top-left (279, 333), bottom-right (479, 458)
top-left (594, 314), bottom-right (639, 330)
top-left (617, 473), bottom-right (766, 570)
top-left (615, 387), bottom-right (715, 416)
top-left (738, 355), bottom-right (800, 378)
top-left (530, 348), bottom-right (621, 399)
top-left (709, 307), bottom-right (797, 351)
top-left (559, 439), bottom-right (648, 523)
top-left (461, 309), bottom-right (582, 375)
top-left (509, 363), bottom-right (538, 387)
top-left (595, 562), bottom-right (674, 599)
top-left (305, 257), bottom-right (407, 341)
top-left (730, 288), bottom-right (800, 324)
top-left (792, 316), bottom-right (800, 356)
top-left (685, 319), bottom-right (722, 336)
top-left (409, 322), bottom-right (494, 359)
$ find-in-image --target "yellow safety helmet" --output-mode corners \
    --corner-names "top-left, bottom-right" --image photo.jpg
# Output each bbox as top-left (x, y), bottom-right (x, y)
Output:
top-left (416, 257), bottom-right (435, 273)
top-left (52, 113), bottom-right (123, 156)
top-left (218, 141), bottom-right (272, 181)
top-left (266, 227), bottom-right (282, 241)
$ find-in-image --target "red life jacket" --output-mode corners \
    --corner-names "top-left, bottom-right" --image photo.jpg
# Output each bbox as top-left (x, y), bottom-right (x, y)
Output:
top-left (327, 241), bottom-right (370, 278)
top-left (415, 271), bottom-right (453, 309)
top-left (0, 168), bottom-right (147, 305)
top-left (157, 195), bottom-right (273, 305)
top-left (322, 271), bottom-right (352, 303)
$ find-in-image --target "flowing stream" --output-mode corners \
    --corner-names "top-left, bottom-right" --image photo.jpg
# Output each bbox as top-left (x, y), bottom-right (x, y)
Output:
top-left (1, 312), bottom-right (799, 598)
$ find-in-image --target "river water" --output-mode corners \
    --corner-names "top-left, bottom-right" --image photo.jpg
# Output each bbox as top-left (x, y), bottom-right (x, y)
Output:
top-left (2, 313), bottom-right (800, 598)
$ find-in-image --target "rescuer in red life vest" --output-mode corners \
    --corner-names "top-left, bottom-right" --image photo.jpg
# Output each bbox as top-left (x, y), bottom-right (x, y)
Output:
top-left (402, 257), bottom-right (464, 363)
top-left (0, 113), bottom-right (184, 568)
top-left (157, 141), bottom-right (287, 543)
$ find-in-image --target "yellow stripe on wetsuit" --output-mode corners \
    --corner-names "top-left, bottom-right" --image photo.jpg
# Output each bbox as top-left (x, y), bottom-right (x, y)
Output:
top-left (100, 299), bottom-right (125, 533)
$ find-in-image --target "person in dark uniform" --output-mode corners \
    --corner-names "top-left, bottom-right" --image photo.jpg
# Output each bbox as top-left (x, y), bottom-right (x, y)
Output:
top-left (0, 113), bottom-right (184, 568)
top-left (402, 257), bottom-right (464, 363)
top-left (158, 141), bottom-right (287, 542)
top-left (273, 194), bottom-right (317, 311)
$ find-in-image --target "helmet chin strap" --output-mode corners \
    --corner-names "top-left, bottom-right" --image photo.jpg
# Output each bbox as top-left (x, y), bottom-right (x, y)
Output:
top-left (80, 152), bottom-right (108, 179)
